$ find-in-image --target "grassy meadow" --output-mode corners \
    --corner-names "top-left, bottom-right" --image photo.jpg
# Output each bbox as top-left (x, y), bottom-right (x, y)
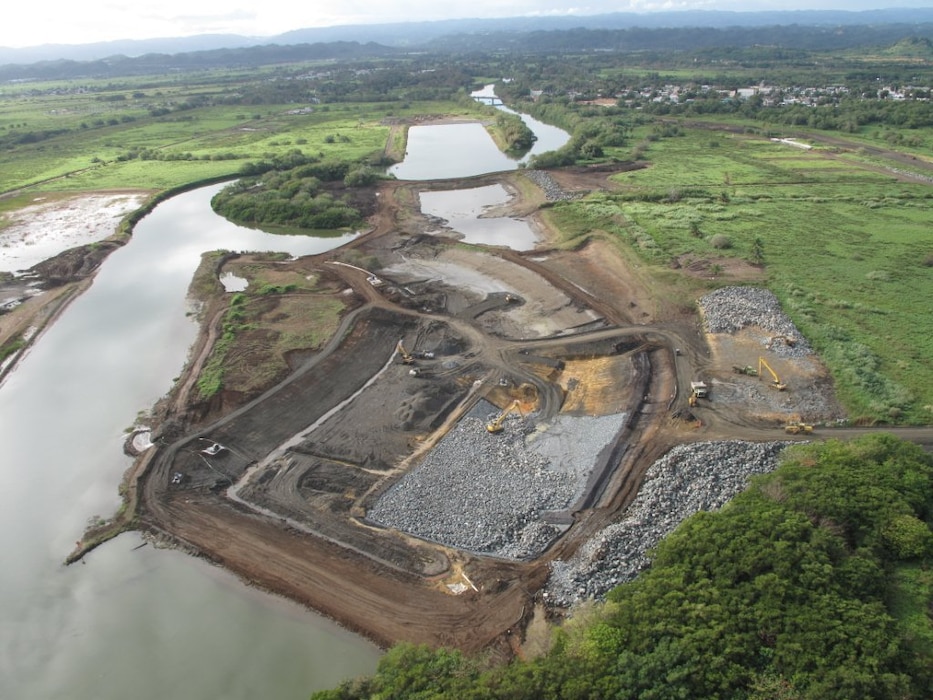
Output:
top-left (560, 127), bottom-right (932, 423)
top-left (0, 71), bottom-right (486, 194)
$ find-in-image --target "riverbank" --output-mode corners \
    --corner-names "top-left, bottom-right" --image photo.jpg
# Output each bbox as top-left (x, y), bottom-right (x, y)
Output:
top-left (0, 192), bottom-right (149, 380)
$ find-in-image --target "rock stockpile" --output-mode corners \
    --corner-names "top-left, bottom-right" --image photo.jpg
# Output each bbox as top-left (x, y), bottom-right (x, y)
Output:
top-left (699, 286), bottom-right (811, 358)
top-left (545, 440), bottom-right (793, 606)
top-left (368, 404), bottom-right (627, 560)
top-left (523, 170), bottom-right (580, 202)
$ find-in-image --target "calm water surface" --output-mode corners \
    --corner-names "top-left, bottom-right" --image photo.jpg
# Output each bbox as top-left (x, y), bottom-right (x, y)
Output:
top-left (2, 101), bottom-right (565, 698)
top-left (420, 184), bottom-right (540, 251)
top-left (0, 184), bottom-right (379, 700)
top-left (389, 86), bottom-right (569, 181)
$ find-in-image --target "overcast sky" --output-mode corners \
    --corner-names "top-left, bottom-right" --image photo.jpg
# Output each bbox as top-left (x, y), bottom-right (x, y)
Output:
top-left (2, 1), bottom-right (928, 49)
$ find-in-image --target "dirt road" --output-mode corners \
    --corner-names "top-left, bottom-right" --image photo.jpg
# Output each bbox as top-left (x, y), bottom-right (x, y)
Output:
top-left (69, 165), bottom-right (933, 655)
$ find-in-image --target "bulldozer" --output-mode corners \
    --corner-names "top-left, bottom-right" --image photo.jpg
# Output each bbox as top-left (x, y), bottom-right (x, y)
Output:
top-left (758, 356), bottom-right (787, 391)
top-left (486, 399), bottom-right (522, 434)
top-left (396, 340), bottom-right (415, 365)
top-left (767, 334), bottom-right (797, 349)
top-left (732, 364), bottom-right (758, 376)
top-left (784, 421), bottom-right (814, 435)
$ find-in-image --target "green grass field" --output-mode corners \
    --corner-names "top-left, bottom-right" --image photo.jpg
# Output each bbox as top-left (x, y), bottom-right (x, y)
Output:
top-left (590, 128), bottom-right (933, 423)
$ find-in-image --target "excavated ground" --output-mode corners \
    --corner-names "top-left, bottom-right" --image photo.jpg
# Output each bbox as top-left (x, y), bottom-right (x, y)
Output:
top-left (13, 166), bottom-right (901, 657)
top-left (127, 167), bottom-right (859, 656)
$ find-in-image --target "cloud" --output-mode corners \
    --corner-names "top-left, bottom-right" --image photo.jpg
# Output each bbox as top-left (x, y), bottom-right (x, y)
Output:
top-left (1, 1), bottom-right (926, 48)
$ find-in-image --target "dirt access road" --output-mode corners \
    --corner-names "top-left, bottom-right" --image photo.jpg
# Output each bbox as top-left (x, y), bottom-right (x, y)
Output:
top-left (121, 161), bottom-right (851, 658)
top-left (63, 161), bottom-right (930, 656)
top-left (124, 167), bottom-right (719, 655)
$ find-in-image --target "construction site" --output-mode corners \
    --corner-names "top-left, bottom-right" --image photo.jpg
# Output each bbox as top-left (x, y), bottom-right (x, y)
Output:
top-left (130, 167), bottom-right (859, 655)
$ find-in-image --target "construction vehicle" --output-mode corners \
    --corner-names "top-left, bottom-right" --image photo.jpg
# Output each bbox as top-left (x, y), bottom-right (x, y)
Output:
top-left (486, 400), bottom-right (522, 434)
top-left (784, 421), bottom-right (813, 435)
top-left (688, 381), bottom-right (708, 407)
top-left (690, 381), bottom-right (708, 398)
top-left (758, 357), bottom-right (787, 391)
top-left (732, 365), bottom-right (758, 376)
top-left (767, 334), bottom-right (797, 349)
top-left (396, 340), bottom-right (415, 365)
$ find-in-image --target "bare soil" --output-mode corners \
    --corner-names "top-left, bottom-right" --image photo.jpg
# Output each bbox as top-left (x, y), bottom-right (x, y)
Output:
top-left (120, 167), bottom-right (851, 655)
top-left (10, 164), bottom-right (919, 658)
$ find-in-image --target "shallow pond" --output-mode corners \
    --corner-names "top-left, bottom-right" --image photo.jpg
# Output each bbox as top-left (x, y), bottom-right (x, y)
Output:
top-left (420, 184), bottom-right (539, 251)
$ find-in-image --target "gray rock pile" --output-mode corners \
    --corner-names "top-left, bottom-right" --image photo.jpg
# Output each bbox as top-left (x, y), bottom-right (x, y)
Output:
top-left (368, 405), bottom-right (627, 559)
top-left (699, 286), bottom-right (811, 357)
top-left (523, 170), bottom-right (580, 201)
top-left (545, 440), bottom-right (792, 606)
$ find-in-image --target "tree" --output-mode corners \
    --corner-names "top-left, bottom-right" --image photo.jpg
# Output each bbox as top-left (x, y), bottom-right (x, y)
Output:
top-left (751, 237), bottom-right (765, 264)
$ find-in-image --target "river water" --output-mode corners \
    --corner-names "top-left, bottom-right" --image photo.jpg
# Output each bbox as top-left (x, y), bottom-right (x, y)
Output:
top-left (0, 185), bottom-right (378, 700)
top-left (1, 98), bottom-right (569, 699)
top-left (388, 84), bottom-right (569, 181)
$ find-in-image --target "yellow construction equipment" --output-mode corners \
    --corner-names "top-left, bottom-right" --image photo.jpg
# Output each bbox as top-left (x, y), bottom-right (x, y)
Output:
top-left (767, 334), bottom-right (797, 349)
top-left (486, 400), bottom-right (522, 434)
top-left (784, 421), bottom-right (813, 435)
top-left (687, 381), bottom-right (708, 407)
top-left (396, 340), bottom-right (415, 365)
top-left (758, 356), bottom-right (787, 391)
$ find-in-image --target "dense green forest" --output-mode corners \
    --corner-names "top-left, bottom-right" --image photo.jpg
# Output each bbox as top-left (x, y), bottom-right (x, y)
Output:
top-left (211, 153), bottom-right (383, 231)
top-left (313, 435), bottom-right (933, 700)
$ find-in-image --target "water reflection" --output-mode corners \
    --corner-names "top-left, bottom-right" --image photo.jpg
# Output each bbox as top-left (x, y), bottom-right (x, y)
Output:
top-left (420, 184), bottom-right (539, 251)
top-left (220, 271), bottom-right (249, 292)
top-left (389, 122), bottom-right (519, 180)
top-left (0, 184), bottom-right (379, 700)
top-left (389, 87), bottom-right (569, 181)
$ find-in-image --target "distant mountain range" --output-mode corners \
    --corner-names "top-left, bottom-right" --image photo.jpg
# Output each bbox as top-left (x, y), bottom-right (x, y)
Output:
top-left (0, 8), bottom-right (933, 76)
top-left (2, 8), bottom-right (933, 66)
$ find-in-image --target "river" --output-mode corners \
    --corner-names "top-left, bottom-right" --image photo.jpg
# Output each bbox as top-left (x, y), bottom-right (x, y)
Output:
top-left (1, 98), bottom-right (569, 699)
top-left (0, 185), bottom-right (379, 700)
top-left (388, 84), bottom-right (569, 180)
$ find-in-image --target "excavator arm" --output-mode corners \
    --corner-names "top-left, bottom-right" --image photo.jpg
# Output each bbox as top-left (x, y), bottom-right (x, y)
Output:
top-left (758, 356), bottom-right (787, 391)
top-left (486, 400), bottom-right (522, 434)
top-left (396, 340), bottom-right (415, 364)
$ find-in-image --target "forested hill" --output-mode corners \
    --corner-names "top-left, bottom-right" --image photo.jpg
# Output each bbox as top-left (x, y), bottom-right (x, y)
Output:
top-left (424, 22), bottom-right (933, 54)
top-left (3, 20), bottom-right (933, 82)
top-left (0, 42), bottom-right (399, 82)
top-left (3, 8), bottom-right (933, 78)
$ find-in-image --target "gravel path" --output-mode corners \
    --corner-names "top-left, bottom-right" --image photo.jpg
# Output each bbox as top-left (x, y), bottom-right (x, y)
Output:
top-left (546, 440), bottom-right (793, 606)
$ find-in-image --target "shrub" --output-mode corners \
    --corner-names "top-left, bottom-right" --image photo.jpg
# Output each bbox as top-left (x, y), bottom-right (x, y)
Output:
top-left (709, 233), bottom-right (732, 249)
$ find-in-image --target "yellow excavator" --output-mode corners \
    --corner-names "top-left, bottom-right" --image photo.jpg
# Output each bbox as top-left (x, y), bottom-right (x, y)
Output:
top-left (486, 399), bottom-right (522, 434)
top-left (396, 340), bottom-right (415, 365)
top-left (784, 421), bottom-right (813, 435)
top-left (758, 356), bottom-right (787, 391)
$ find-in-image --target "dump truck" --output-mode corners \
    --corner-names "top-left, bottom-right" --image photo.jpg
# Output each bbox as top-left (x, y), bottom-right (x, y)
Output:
top-left (688, 381), bottom-right (708, 407)
top-left (690, 381), bottom-right (709, 399)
